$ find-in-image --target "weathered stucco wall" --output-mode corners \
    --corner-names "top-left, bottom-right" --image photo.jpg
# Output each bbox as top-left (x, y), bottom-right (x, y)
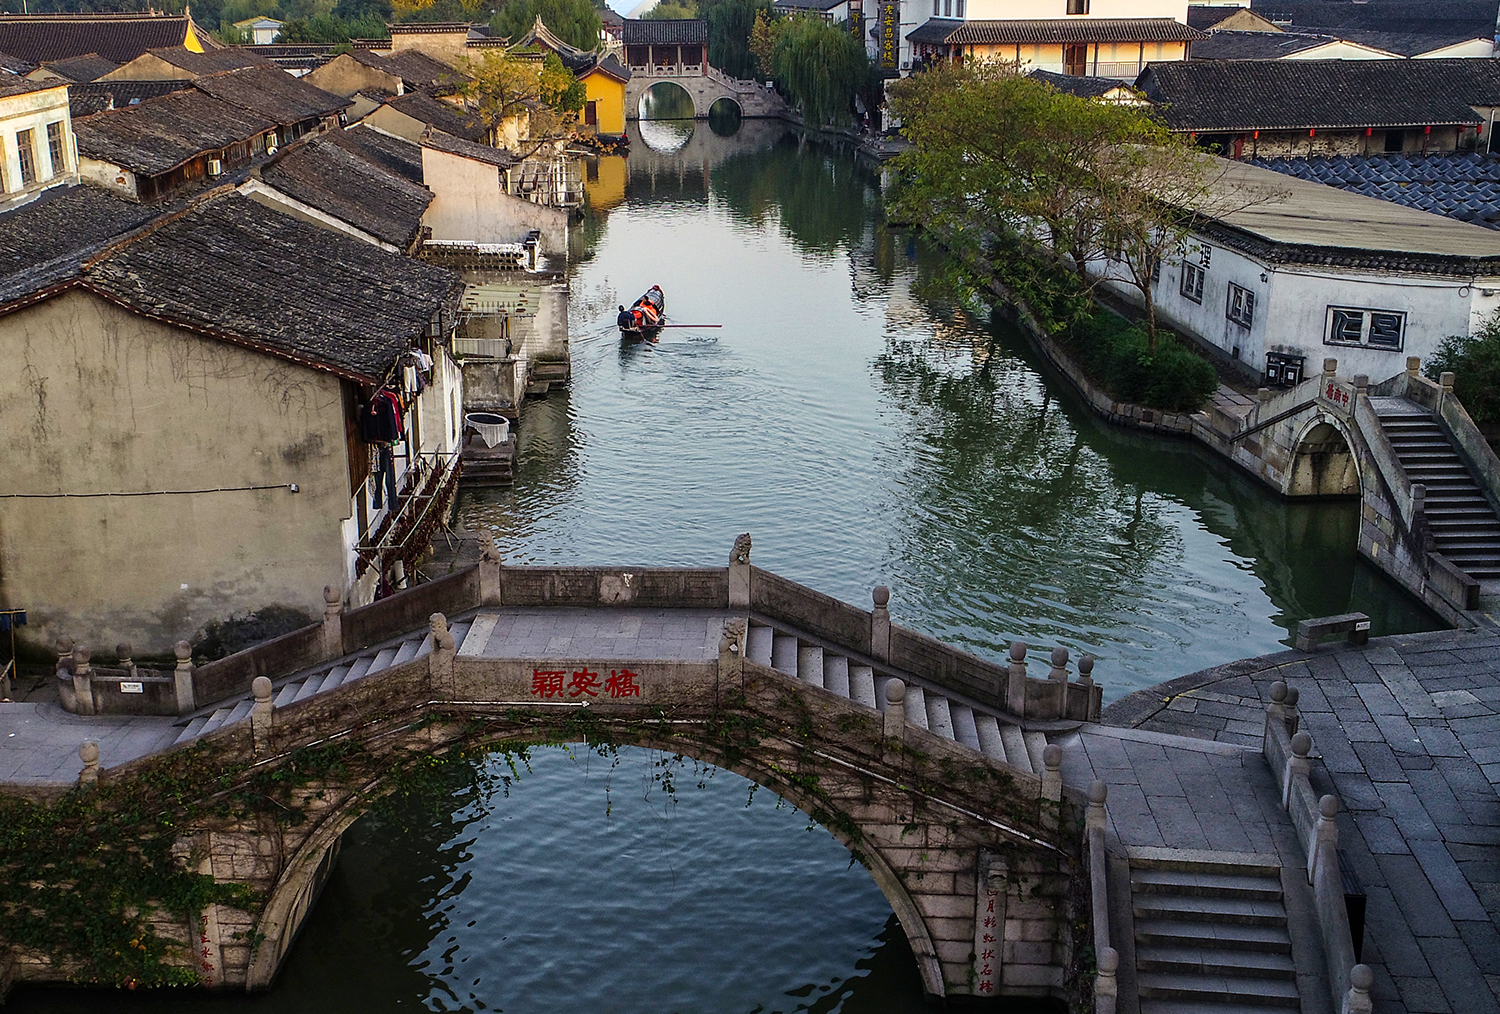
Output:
top-left (304, 55), bottom-right (401, 99)
top-left (0, 290), bottom-right (353, 653)
top-left (420, 147), bottom-right (570, 255)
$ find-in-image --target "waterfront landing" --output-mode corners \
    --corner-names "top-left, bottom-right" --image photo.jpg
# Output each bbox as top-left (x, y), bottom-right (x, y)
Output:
top-left (1108, 628), bottom-right (1500, 1014)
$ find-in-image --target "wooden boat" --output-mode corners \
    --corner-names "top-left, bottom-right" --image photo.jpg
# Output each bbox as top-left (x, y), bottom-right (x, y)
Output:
top-left (617, 285), bottom-right (665, 339)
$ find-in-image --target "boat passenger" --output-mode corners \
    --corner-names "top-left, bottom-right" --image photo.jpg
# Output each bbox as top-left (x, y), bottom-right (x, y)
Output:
top-left (617, 304), bottom-right (635, 329)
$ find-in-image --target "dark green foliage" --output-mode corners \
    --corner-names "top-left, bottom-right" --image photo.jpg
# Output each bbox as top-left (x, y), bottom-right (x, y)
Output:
top-left (701, 0), bottom-right (768, 78)
top-left (641, 1), bottom-right (696, 17)
top-left (1426, 316), bottom-right (1500, 424)
top-left (276, 11), bottom-right (389, 40)
top-left (1064, 311), bottom-right (1218, 412)
top-left (196, 605), bottom-right (313, 661)
top-left (768, 14), bottom-right (872, 128)
top-left (490, 0), bottom-right (602, 51)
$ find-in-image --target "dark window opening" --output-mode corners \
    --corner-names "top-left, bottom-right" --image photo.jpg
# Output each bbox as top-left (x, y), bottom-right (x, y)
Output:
top-left (15, 129), bottom-right (35, 185)
top-left (1384, 130), bottom-right (1405, 153)
top-left (1064, 43), bottom-right (1088, 75)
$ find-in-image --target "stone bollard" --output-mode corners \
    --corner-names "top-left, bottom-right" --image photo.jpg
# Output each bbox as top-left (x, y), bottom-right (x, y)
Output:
top-left (1095, 946), bottom-right (1119, 1014)
top-left (1342, 964), bottom-right (1374, 1014)
top-left (1285, 731), bottom-right (1312, 809)
top-left (1440, 371), bottom-right (1455, 393)
top-left (174, 640), bottom-right (195, 715)
top-left (871, 586), bottom-right (891, 663)
top-left (1257, 387), bottom-right (1272, 402)
top-left (1048, 647), bottom-right (1069, 682)
top-left (1353, 374), bottom-right (1369, 396)
top-left (1323, 358), bottom-right (1338, 380)
top-left (250, 676), bottom-right (274, 755)
top-left (116, 642), bottom-right (135, 677)
top-left (1077, 655), bottom-right (1100, 722)
top-left (478, 529), bottom-right (505, 606)
top-left (72, 646), bottom-right (95, 717)
top-left (429, 613), bottom-right (456, 684)
top-left (1406, 356), bottom-right (1421, 378)
top-left (1284, 685), bottom-right (1300, 733)
top-left (1041, 744), bottom-right (1063, 830)
top-left (883, 678), bottom-right (906, 741)
top-left (1312, 793), bottom-right (1340, 884)
top-left (1047, 647), bottom-right (1070, 721)
top-left (55, 637), bottom-right (77, 712)
top-left (1411, 483), bottom-right (1426, 523)
top-left (1006, 641), bottom-right (1028, 718)
top-left (1086, 779), bottom-right (1108, 833)
top-left (1265, 681), bottom-right (1288, 754)
top-left (728, 533), bottom-right (751, 609)
top-left (719, 618), bottom-right (746, 682)
top-left (321, 584), bottom-right (343, 657)
top-left (78, 740), bottom-right (100, 787)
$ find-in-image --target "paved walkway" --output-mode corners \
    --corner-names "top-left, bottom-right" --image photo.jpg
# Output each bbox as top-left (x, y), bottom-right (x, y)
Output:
top-left (1106, 627), bottom-right (1500, 1014)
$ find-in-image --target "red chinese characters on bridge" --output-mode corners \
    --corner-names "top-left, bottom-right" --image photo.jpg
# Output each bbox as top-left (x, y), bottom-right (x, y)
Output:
top-left (531, 668), bottom-right (642, 699)
top-left (1324, 382), bottom-right (1351, 407)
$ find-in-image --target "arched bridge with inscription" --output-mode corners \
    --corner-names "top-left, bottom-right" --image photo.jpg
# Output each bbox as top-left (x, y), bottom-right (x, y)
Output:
top-left (626, 65), bottom-right (790, 121)
top-left (15, 538), bottom-right (1109, 1005)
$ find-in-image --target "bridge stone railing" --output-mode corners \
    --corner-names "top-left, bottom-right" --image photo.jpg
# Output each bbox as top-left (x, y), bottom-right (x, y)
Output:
top-left (73, 537), bottom-right (1103, 724)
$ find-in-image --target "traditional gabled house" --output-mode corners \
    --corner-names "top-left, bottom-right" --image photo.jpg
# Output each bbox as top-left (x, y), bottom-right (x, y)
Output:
top-left (1249, 0), bottom-right (1499, 59)
top-left (0, 11), bottom-right (217, 67)
top-left (1191, 30), bottom-right (1401, 61)
top-left (240, 133), bottom-right (434, 253)
top-left (1028, 66), bottom-right (1145, 101)
top-left (67, 79), bottom-right (195, 117)
top-left (1137, 58), bottom-right (1500, 158)
top-left (326, 122), bottom-right (425, 183)
top-left (579, 54), bottom-right (630, 138)
top-left (0, 186), bottom-right (466, 652)
top-left (305, 48), bottom-right (459, 102)
top-left (25, 53), bottom-right (118, 84)
top-left (418, 127), bottom-right (569, 255)
top-left (98, 44), bottom-right (272, 82)
top-left (1186, 5), bottom-right (1282, 33)
top-left (906, 16), bottom-right (1206, 79)
top-left (0, 76), bottom-right (77, 210)
top-left (0, 50), bottom-right (34, 76)
top-left (509, 15), bottom-right (597, 72)
top-left (192, 65), bottom-right (350, 146)
top-left (362, 89), bottom-right (492, 145)
top-left (73, 88), bottom-right (277, 201)
top-left (233, 17), bottom-right (286, 45)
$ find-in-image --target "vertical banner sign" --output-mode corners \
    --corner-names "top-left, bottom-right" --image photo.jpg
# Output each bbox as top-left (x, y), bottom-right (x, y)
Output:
top-left (849, 6), bottom-right (864, 38)
top-left (879, 1), bottom-right (899, 71)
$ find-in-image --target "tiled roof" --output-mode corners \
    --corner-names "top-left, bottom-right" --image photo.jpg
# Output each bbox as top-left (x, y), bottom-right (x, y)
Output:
top-left (1252, 153), bottom-right (1500, 230)
top-left (36, 52), bottom-right (118, 82)
top-left (905, 18), bottom-right (963, 45)
top-left (386, 90), bottom-right (488, 142)
top-left (137, 45), bottom-right (272, 77)
top-left (1028, 68), bottom-right (1136, 98)
top-left (372, 48), bottom-right (459, 90)
top-left (621, 19), bottom-right (708, 45)
top-left (421, 126), bottom-right (516, 167)
top-left (74, 89), bottom-right (274, 175)
top-left (1186, 5), bottom-right (1280, 30)
top-left (0, 49), bottom-right (35, 75)
top-left (774, 0), bottom-right (849, 11)
top-left (193, 65), bottom-right (349, 126)
top-left (1250, 0), bottom-right (1497, 37)
top-left (68, 78), bottom-right (194, 115)
top-left (259, 135), bottom-right (433, 248)
top-left (583, 52), bottom-right (630, 82)
top-left (0, 14), bottom-right (202, 66)
top-left (0, 74), bottom-right (53, 98)
top-left (1312, 26), bottom-right (1493, 56)
top-left (0, 184), bottom-right (161, 307)
top-left (326, 123), bottom-right (424, 183)
top-left (915, 18), bottom-right (1206, 45)
top-left (389, 22), bottom-right (470, 33)
top-left (1136, 59), bottom-right (1500, 132)
top-left (1189, 30), bottom-right (1351, 60)
top-left (82, 195), bottom-right (462, 381)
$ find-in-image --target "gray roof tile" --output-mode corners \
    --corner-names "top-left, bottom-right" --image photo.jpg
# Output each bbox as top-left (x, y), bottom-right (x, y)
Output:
top-left (260, 134), bottom-right (433, 247)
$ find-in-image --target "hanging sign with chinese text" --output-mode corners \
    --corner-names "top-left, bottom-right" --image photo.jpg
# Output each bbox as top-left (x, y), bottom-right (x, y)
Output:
top-left (879, 1), bottom-right (899, 71)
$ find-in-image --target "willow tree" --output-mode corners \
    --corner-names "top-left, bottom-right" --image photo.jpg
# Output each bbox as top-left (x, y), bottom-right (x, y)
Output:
top-left (889, 61), bottom-right (1234, 341)
top-left (768, 14), bottom-right (873, 128)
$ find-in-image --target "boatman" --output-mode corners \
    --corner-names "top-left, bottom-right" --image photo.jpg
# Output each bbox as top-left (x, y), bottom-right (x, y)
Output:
top-left (617, 304), bottom-right (636, 330)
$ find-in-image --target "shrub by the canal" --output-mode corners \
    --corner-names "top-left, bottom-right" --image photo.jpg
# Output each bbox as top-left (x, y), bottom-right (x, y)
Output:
top-left (1064, 312), bottom-right (1218, 413)
top-left (1427, 314), bottom-right (1500, 425)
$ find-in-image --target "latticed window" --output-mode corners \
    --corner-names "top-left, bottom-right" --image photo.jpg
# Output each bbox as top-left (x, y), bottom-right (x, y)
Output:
top-left (1226, 282), bottom-right (1255, 327)
top-left (46, 121), bottom-right (65, 177)
top-left (1325, 307), bottom-right (1405, 350)
top-left (15, 129), bottom-right (35, 185)
top-left (1180, 261), bottom-right (1205, 303)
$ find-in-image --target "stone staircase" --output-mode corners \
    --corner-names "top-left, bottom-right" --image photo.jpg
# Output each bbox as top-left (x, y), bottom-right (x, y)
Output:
top-left (745, 619), bottom-right (1053, 774)
top-left (1130, 851), bottom-right (1299, 1013)
top-left (171, 617), bottom-right (477, 745)
top-left (1374, 397), bottom-right (1500, 580)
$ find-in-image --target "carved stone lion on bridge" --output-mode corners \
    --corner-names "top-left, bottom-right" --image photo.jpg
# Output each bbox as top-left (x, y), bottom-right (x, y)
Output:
top-left (730, 533), bottom-right (752, 566)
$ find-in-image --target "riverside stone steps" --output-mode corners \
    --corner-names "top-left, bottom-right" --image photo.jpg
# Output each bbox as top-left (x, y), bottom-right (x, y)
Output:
top-left (172, 617), bottom-right (475, 746)
top-left (1130, 853), bottom-right (1298, 1014)
top-left (1376, 400), bottom-right (1500, 579)
top-left (744, 619), bottom-right (1048, 774)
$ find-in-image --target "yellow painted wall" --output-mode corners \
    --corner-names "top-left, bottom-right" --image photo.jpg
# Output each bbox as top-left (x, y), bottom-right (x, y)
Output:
top-left (581, 70), bottom-right (626, 137)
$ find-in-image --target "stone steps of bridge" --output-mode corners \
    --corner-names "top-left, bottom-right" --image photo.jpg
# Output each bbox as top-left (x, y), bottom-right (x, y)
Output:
top-left (172, 617), bottom-right (475, 746)
top-left (744, 619), bottom-right (1045, 777)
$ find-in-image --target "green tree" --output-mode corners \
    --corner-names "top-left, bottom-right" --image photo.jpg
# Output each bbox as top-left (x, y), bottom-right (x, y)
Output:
top-left (700, 0), bottom-right (768, 78)
top-left (276, 11), bottom-right (388, 40)
top-left (457, 49), bottom-right (584, 148)
top-left (489, 0), bottom-right (602, 50)
top-left (642, 0), bottom-right (696, 16)
top-left (767, 13), bottom-right (870, 128)
top-left (889, 61), bottom-right (1229, 343)
top-left (1427, 315), bottom-right (1500, 424)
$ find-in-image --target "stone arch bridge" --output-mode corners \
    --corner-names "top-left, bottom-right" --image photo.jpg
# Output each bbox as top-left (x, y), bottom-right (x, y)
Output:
top-left (1195, 357), bottom-right (1500, 626)
top-left (626, 66), bottom-right (790, 121)
top-left (21, 538), bottom-right (1107, 1005)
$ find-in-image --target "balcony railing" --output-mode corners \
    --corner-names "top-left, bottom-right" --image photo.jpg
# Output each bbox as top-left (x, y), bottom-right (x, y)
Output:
top-left (355, 448), bottom-right (462, 578)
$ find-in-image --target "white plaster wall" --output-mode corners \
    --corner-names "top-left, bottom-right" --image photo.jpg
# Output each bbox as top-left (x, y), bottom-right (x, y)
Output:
top-left (0, 84), bottom-right (76, 204)
top-left (421, 146), bottom-right (569, 255)
top-left (1282, 41), bottom-right (1399, 59)
top-left (1099, 238), bottom-right (1500, 382)
top-left (1417, 38), bottom-right (1497, 59)
top-left (965, 0), bottom-right (1186, 22)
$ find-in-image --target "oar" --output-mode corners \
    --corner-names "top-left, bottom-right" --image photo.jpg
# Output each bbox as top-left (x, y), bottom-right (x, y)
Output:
top-left (653, 324), bottom-right (723, 328)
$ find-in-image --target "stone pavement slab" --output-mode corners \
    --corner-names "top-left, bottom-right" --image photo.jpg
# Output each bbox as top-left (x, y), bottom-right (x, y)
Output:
top-left (1106, 627), bottom-right (1500, 1014)
top-left (0, 702), bottom-right (179, 786)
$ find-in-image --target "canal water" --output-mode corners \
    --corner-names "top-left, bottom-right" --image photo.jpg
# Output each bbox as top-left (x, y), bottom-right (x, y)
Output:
top-left (8, 121), bottom-right (1440, 1013)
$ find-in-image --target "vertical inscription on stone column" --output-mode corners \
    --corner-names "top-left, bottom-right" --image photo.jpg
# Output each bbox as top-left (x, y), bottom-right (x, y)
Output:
top-left (973, 853), bottom-right (1006, 995)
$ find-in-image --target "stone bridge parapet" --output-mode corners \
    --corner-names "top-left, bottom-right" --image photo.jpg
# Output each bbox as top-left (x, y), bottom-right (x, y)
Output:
top-left (625, 66), bottom-right (790, 120)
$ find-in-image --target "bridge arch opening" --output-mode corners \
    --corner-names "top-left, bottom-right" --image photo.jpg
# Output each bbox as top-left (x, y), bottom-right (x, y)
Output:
top-left (1288, 417), bottom-right (1360, 497)
top-left (639, 80), bottom-right (696, 121)
top-left (248, 740), bottom-right (948, 1002)
top-left (707, 97), bottom-right (742, 137)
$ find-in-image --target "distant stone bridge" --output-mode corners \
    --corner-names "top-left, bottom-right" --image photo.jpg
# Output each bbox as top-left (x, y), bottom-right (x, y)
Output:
top-left (13, 538), bottom-right (1108, 1005)
top-left (626, 65), bottom-right (790, 120)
